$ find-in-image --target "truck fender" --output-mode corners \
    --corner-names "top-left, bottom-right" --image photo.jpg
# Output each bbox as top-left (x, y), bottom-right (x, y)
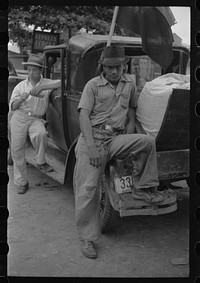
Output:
top-left (64, 137), bottom-right (78, 185)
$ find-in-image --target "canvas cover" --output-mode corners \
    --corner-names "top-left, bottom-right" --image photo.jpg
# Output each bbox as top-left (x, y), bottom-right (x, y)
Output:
top-left (136, 73), bottom-right (190, 138)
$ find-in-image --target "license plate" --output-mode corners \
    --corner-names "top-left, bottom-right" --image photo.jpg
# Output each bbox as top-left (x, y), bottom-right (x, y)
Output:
top-left (114, 176), bottom-right (133, 194)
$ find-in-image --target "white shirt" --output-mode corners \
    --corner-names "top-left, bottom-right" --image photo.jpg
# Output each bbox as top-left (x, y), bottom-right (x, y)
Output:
top-left (9, 77), bottom-right (59, 116)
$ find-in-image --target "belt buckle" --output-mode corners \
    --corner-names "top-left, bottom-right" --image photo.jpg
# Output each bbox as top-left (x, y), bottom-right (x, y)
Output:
top-left (105, 124), bottom-right (113, 132)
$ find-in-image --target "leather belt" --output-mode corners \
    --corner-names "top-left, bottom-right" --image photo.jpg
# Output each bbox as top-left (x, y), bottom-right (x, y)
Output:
top-left (93, 124), bottom-right (124, 134)
top-left (21, 110), bottom-right (44, 119)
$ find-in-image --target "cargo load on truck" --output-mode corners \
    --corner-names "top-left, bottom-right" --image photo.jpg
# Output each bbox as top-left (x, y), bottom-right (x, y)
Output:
top-left (136, 73), bottom-right (190, 138)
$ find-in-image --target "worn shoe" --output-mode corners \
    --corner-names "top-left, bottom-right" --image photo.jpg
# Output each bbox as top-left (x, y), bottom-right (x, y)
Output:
top-left (37, 162), bottom-right (53, 172)
top-left (17, 183), bottom-right (29, 194)
top-left (132, 187), bottom-right (166, 204)
top-left (80, 240), bottom-right (97, 259)
top-left (150, 191), bottom-right (167, 204)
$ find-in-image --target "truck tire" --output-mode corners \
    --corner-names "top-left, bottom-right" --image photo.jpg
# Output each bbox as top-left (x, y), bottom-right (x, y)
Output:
top-left (99, 175), bottom-right (119, 233)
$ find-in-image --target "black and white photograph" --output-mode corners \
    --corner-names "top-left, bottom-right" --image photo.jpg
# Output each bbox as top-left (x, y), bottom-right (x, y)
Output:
top-left (7, 4), bottom-right (191, 278)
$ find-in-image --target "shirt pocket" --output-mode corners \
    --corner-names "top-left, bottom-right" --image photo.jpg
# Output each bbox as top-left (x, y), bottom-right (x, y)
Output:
top-left (120, 94), bottom-right (130, 109)
top-left (95, 95), bottom-right (112, 112)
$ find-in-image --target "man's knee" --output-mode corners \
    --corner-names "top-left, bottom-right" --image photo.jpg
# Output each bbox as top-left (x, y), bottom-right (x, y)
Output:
top-left (38, 128), bottom-right (47, 138)
top-left (32, 127), bottom-right (47, 141)
top-left (140, 134), bottom-right (156, 150)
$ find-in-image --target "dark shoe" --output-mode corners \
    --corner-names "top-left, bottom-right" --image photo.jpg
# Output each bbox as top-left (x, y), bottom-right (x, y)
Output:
top-left (17, 183), bottom-right (29, 194)
top-left (37, 162), bottom-right (53, 172)
top-left (81, 240), bottom-right (97, 259)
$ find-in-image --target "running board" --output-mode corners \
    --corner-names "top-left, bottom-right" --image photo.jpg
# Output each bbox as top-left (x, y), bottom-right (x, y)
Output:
top-left (25, 139), bottom-right (67, 185)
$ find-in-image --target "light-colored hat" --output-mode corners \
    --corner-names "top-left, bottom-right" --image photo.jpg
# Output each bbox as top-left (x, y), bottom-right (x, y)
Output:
top-left (99, 45), bottom-right (130, 66)
top-left (22, 53), bottom-right (44, 68)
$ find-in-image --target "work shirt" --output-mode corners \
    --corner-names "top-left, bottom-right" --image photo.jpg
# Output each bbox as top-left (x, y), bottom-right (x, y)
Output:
top-left (78, 73), bottom-right (138, 129)
top-left (9, 77), bottom-right (59, 116)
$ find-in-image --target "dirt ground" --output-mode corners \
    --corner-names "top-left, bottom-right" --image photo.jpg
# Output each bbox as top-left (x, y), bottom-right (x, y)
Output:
top-left (7, 163), bottom-right (189, 278)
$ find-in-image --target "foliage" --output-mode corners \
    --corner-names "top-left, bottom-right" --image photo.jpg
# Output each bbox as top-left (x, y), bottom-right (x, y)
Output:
top-left (8, 6), bottom-right (118, 54)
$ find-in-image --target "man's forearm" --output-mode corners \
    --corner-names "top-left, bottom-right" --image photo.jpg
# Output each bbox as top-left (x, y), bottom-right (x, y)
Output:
top-left (127, 108), bottom-right (136, 123)
top-left (79, 110), bottom-right (95, 147)
top-left (10, 92), bottom-right (30, 111)
top-left (127, 107), bottom-right (136, 124)
top-left (79, 108), bottom-right (102, 168)
top-left (42, 80), bottom-right (61, 91)
top-left (31, 80), bottom-right (61, 98)
top-left (11, 98), bottom-right (25, 111)
top-left (125, 107), bottom-right (137, 134)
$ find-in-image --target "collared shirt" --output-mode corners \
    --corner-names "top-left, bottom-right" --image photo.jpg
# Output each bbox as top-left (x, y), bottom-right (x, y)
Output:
top-left (9, 77), bottom-right (59, 116)
top-left (78, 73), bottom-right (138, 129)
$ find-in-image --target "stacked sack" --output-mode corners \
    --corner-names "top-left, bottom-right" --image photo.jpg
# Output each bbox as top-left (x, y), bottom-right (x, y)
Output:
top-left (136, 73), bottom-right (190, 138)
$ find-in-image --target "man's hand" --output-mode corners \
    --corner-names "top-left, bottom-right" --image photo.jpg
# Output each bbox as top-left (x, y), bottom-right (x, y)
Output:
top-left (88, 144), bottom-right (102, 168)
top-left (21, 92), bottom-right (30, 101)
top-left (30, 85), bottom-right (43, 97)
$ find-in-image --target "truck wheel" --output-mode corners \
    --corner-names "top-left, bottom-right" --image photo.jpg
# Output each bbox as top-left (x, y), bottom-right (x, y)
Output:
top-left (99, 175), bottom-right (119, 233)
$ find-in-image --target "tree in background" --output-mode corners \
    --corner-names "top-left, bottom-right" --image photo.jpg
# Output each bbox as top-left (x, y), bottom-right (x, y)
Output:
top-left (8, 6), bottom-right (114, 54)
top-left (9, 6), bottom-right (137, 54)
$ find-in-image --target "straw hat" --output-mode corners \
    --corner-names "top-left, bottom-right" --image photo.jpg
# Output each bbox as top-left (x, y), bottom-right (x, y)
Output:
top-left (22, 53), bottom-right (44, 68)
top-left (99, 45), bottom-right (130, 66)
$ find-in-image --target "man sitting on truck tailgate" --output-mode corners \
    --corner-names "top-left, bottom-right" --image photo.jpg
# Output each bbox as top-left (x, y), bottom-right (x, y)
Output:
top-left (74, 45), bottom-right (165, 259)
top-left (9, 53), bottom-right (61, 194)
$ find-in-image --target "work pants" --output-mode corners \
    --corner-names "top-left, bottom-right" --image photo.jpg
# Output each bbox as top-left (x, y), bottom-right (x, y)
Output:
top-left (10, 110), bottom-right (47, 187)
top-left (74, 129), bottom-right (159, 241)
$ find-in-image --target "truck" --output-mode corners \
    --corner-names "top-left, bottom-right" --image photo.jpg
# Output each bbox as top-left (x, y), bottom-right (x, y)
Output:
top-left (14, 34), bottom-right (190, 232)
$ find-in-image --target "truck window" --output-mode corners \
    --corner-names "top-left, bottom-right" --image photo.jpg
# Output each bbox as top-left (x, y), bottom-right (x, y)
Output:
top-left (51, 57), bottom-right (61, 79)
top-left (47, 56), bottom-right (62, 80)
top-left (129, 55), bottom-right (162, 92)
top-left (45, 52), bottom-right (67, 81)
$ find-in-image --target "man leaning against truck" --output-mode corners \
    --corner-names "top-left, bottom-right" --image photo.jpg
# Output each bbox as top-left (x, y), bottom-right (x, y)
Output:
top-left (9, 53), bottom-right (61, 194)
top-left (74, 45), bottom-right (166, 259)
